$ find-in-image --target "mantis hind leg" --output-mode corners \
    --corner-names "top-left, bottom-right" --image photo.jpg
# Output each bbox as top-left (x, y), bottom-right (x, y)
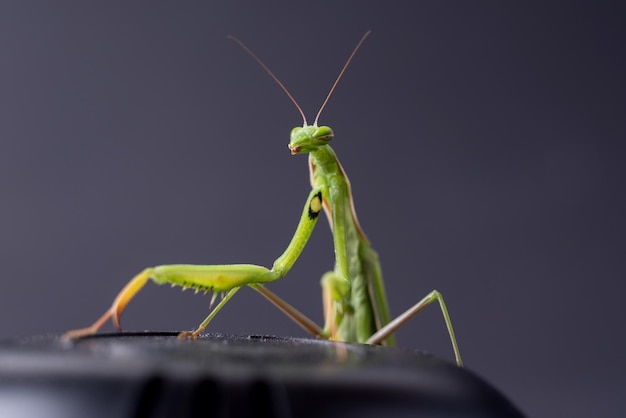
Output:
top-left (366, 290), bottom-right (464, 367)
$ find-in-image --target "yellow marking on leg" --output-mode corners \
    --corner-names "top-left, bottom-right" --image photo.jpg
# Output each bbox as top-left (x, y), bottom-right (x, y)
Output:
top-left (311, 194), bottom-right (322, 213)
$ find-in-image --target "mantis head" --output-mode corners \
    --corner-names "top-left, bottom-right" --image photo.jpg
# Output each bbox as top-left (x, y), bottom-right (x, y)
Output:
top-left (289, 125), bottom-right (334, 155)
top-left (229, 31), bottom-right (369, 155)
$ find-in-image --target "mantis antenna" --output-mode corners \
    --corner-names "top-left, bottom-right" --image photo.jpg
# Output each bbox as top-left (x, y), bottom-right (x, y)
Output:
top-left (227, 35), bottom-right (308, 126)
top-left (228, 31), bottom-right (372, 127)
top-left (314, 30), bottom-right (371, 126)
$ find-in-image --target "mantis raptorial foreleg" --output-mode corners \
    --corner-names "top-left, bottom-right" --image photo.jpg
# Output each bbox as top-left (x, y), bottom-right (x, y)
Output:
top-left (65, 187), bottom-right (325, 339)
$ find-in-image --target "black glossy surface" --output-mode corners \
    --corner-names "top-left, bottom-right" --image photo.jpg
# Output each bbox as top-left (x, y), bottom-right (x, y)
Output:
top-left (0, 333), bottom-right (524, 418)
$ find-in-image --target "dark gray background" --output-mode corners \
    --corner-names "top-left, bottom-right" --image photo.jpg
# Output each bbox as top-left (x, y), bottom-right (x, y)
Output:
top-left (1, 2), bottom-right (624, 416)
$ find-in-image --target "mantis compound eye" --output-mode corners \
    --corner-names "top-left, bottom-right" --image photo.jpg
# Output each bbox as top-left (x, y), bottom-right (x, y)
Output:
top-left (313, 125), bottom-right (334, 143)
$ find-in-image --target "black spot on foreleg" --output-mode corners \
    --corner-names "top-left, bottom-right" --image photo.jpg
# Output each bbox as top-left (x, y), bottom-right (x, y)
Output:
top-left (308, 191), bottom-right (323, 220)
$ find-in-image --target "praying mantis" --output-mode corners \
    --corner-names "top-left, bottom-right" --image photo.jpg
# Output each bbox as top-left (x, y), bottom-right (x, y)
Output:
top-left (65, 32), bottom-right (463, 367)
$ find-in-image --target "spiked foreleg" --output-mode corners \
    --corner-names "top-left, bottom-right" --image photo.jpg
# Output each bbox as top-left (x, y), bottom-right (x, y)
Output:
top-left (63, 264), bottom-right (274, 339)
top-left (64, 187), bottom-right (324, 339)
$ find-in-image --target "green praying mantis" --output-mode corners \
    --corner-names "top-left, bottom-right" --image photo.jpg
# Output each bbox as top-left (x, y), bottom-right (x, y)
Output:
top-left (65, 32), bottom-right (463, 367)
